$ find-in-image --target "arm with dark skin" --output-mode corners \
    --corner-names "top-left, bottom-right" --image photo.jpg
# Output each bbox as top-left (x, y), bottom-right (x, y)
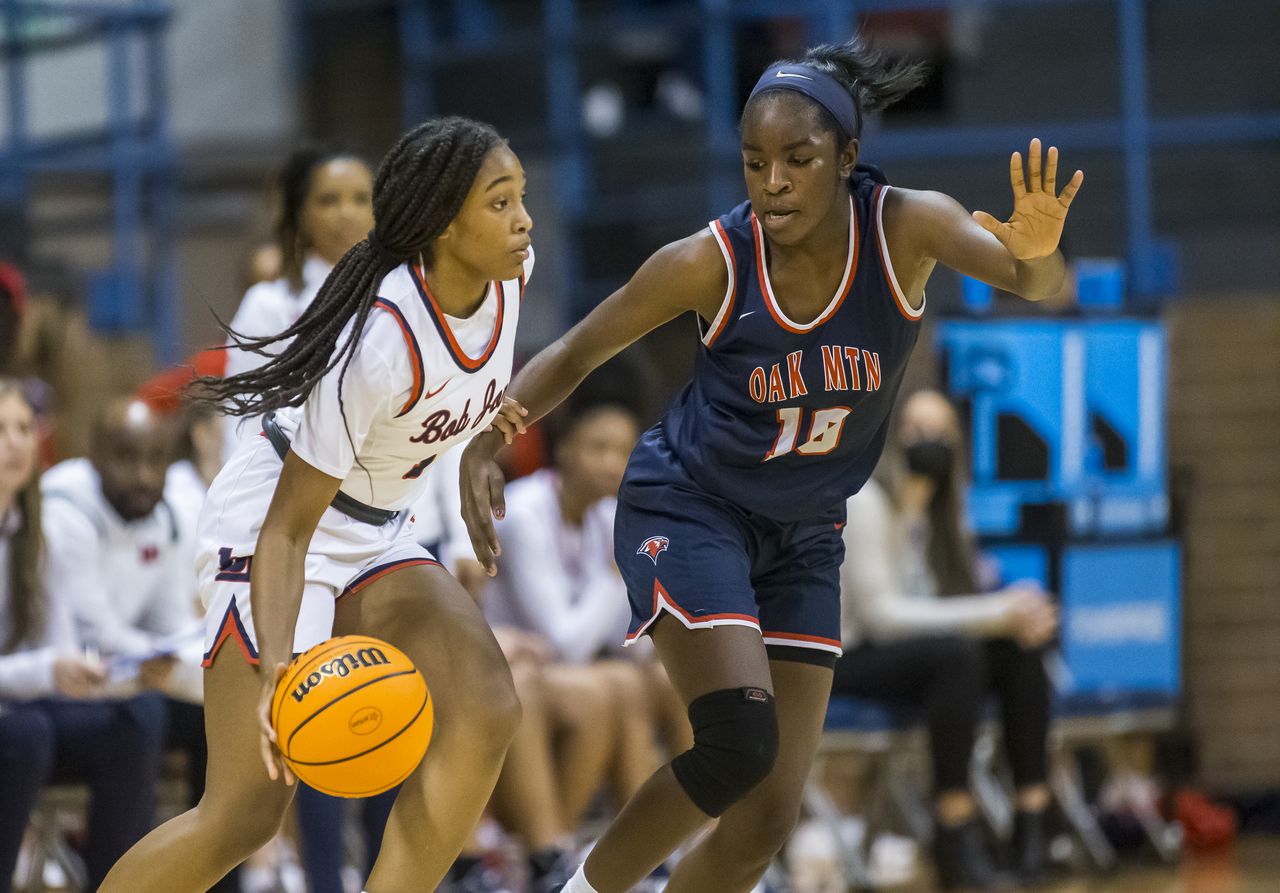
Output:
top-left (461, 232), bottom-right (727, 572)
top-left (886, 139), bottom-right (1083, 306)
top-left (469, 139), bottom-right (1083, 571)
top-left (251, 452), bottom-right (342, 782)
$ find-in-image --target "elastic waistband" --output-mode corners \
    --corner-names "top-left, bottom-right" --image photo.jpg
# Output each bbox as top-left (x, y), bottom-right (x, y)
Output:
top-left (261, 412), bottom-right (401, 527)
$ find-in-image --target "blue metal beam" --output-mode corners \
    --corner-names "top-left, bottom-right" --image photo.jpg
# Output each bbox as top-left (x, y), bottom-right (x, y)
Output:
top-left (399, 0), bottom-right (435, 126)
top-left (1118, 0), bottom-right (1157, 296)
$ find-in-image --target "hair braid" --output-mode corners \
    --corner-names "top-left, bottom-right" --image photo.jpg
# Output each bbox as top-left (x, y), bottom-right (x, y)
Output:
top-left (196, 116), bottom-right (502, 419)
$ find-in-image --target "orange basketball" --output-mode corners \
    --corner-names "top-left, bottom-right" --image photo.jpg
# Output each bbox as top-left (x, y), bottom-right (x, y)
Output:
top-left (271, 635), bottom-right (433, 798)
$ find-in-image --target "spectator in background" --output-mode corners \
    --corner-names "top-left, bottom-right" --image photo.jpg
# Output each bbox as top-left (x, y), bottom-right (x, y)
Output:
top-left (42, 398), bottom-right (197, 661)
top-left (221, 146), bottom-right (374, 460)
top-left (0, 379), bottom-right (166, 892)
top-left (831, 390), bottom-right (1057, 889)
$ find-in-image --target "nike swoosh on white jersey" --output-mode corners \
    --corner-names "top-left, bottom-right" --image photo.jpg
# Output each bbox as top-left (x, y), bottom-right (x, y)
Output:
top-left (775, 71), bottom-right (813, 80)
top-left (423, 377), bottom-right (453, 399)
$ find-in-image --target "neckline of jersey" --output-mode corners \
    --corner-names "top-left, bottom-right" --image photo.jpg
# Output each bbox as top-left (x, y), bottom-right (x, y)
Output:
top-left (409, 265), bottom-right (505, 372)
top-left (750, 194), bottom-right (858, 333)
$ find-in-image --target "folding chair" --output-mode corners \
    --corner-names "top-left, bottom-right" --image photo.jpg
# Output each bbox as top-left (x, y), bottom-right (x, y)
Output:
top-left (1049, 540), bottom-right (1183, 868)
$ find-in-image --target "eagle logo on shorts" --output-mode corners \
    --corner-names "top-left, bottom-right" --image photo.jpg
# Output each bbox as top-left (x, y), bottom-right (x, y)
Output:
top-left (637, 536), bottom-right (670, 565)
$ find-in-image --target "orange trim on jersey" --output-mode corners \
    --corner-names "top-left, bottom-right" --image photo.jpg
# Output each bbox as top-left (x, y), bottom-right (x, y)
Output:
top-left (703, 220), bottom-right (738, 348)
top-left (410, 265), bottom-right (505, 372)
top-left (201, 599), bottom-right (259, 668)
top-left (761, 630), bottom-right (843, 651)
top-left (874, 185), bottom-right (924, 322)
top-left (372, 299), bottom-right (424, 416)
top-left (625, 579), bottom-right (760, 641)
top-left (751, 195), bottom-right (858, 334)
top-left (338, 557), bottom-right (442, 601)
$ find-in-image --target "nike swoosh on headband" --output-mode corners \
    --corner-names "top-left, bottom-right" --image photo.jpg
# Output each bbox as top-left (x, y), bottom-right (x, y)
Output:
top-left (776, 71), bottom-right (813, 80)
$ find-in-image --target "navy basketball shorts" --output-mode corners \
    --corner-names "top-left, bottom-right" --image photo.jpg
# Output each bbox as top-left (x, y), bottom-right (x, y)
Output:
top-left (614, 479), bottom-right (845, 665)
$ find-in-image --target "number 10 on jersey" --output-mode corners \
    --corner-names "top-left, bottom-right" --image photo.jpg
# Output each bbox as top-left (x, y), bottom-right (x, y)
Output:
top-left (765, 406), bottom-right (852, 460)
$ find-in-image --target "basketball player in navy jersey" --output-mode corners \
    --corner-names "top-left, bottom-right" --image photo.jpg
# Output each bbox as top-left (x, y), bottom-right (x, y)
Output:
top-left (465, 37), bottom-right (1083, 893)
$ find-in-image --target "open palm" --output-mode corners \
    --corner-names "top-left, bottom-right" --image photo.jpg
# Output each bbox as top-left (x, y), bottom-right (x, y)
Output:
top-left (973, 138), bottom-right (1083, 261)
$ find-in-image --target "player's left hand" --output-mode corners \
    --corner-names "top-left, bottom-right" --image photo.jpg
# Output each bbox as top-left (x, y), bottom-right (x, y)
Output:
top-left (973, 138), bottom-right (1083, 261)
top-left (460, 433), bottom-right (507, 576)
top-left (484, 396), bottom-right (529, 445)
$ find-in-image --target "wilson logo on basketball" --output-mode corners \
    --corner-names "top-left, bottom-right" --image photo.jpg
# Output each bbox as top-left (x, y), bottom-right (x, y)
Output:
top-left (291, 648), bottom-right (392, 703)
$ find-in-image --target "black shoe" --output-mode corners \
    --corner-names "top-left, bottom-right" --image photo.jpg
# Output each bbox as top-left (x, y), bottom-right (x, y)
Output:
top-left (1013, 809), bottom-right (1049, 885)
top-left (932, 820), bottom-right (1014, 891)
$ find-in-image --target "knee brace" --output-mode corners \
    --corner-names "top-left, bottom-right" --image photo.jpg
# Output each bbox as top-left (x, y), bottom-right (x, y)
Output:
top-left (671, 687), bottom-right (779, 817)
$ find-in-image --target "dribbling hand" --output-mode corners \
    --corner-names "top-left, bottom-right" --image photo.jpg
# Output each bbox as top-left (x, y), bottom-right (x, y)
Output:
top-left (460, 433), bottom-right (507, 576)
top-left (258, 661), bottom-right (296, 785)
top-left (972, 138), bottom-right (1083, 261)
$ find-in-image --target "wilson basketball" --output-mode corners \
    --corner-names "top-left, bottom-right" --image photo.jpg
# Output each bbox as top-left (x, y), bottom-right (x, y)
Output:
top-left (271, 635), bottom-right (433, 797)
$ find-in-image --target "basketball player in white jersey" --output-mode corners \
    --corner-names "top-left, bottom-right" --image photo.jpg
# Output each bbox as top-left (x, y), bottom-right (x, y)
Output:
top-left (100, 116), bottom-right (534, 893)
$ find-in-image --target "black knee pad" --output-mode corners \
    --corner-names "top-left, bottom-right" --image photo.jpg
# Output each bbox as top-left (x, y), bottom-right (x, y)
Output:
top-left (671, 687), bottom-right (779, 817)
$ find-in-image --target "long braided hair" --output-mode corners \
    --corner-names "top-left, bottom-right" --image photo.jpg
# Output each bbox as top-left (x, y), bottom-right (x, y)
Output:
top-left (198, 116), bottom-right (502, 419)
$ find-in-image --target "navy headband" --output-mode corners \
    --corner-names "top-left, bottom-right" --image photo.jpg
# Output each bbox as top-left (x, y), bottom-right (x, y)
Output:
top-left (747, 63), bottom-right (860, 142)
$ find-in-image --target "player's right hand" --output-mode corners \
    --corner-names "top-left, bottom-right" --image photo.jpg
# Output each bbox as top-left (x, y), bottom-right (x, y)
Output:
top-left (258, 661), bottom-right (296, 786)
top-left (52, 656), bottom-right (106, 699)
top-left (460, 432), bottom-right (507, 576)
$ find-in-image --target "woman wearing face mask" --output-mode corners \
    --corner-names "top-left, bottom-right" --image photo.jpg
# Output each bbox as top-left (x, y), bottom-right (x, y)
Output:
top-left (831, 389), bottom-right (1058, 889)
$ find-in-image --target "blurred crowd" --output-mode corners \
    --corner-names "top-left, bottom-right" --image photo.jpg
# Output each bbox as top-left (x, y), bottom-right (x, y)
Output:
top-left (0, 147), bottom-right (1183, 893)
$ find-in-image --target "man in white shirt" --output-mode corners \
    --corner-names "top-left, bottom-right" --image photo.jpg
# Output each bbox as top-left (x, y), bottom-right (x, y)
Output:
top-left (42, 399), bottom-right (198, 666)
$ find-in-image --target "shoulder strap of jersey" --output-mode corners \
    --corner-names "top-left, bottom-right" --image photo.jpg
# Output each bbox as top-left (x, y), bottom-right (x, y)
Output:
top-left (371, 297), bottom-right (426, 416)
top-left (700, 218), bottom-right (739, 347)
top-left (871, 185), bottom-right (924, 322)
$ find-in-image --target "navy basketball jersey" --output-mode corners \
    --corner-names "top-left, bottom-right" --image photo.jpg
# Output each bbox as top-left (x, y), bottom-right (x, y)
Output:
top-left (623, 168), bottom-right (923, 523)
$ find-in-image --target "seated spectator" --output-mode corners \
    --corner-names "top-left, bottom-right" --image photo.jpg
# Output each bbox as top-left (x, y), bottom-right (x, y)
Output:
top-left (0, 378), bottom-right (166, 892)
top-left (476, 400), bottom-right (687, 893)
top-left (831, 390), bottom-right (1058, 889)
top-left (39, 397), bottom-right (240, 890)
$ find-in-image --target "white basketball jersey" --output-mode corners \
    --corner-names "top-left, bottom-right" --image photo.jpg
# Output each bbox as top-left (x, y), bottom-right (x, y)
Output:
top-left (272, 250), bottom-right (532, 512)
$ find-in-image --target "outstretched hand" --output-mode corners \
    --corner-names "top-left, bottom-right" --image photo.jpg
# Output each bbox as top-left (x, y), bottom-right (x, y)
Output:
top-left (972, 138), bottom-right (1083, 261)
